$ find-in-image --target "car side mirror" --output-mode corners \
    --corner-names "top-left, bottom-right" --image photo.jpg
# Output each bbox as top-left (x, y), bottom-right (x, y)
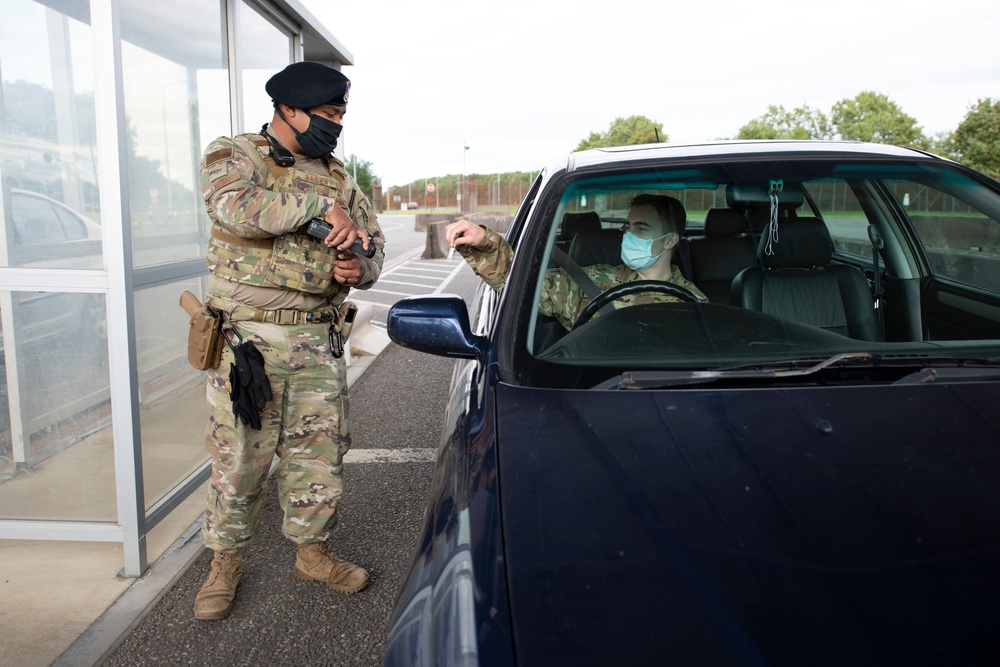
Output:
top-left (388, 294), bottom-right (487, 359)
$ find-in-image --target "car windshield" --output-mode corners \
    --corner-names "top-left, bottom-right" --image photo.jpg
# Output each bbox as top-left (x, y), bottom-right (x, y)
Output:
top-left (518, 155), bottom-right (1000, 388)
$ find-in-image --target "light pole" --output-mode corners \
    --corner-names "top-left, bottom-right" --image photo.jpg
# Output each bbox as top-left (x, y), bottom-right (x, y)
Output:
top-left (461, 142), bottom-right (469, 212)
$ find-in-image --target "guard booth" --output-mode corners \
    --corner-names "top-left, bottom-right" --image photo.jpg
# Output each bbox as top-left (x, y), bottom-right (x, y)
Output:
top-left (0, 0), bottom-right (352, 576)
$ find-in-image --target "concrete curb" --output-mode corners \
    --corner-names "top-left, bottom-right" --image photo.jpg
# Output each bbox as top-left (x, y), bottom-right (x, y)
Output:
top-left (348, 303), bottom-right (391, 359)
top-left (52, 520), bottom-right (207, 667)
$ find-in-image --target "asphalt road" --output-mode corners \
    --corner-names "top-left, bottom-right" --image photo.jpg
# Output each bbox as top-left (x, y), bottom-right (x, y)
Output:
top-left (103, 229), bottom-right (481, 667)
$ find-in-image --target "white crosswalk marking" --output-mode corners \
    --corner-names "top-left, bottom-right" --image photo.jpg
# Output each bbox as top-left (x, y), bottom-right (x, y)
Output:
top-left (352, 254), bottom-right (470, 327)
top-left (344, 448), bottom-right (437, 463)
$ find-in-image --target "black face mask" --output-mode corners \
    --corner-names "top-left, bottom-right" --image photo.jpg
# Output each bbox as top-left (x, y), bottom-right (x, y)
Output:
top-left (290, 111), bottom-right (342, 159)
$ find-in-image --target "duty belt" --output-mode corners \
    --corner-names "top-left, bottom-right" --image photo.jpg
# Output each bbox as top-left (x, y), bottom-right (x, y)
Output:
top-left (219, 304), bottom-right (335, 325)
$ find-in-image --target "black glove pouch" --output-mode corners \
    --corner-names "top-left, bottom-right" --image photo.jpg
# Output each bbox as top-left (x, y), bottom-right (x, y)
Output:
top-left (228, 340), bottom-right (272, 430)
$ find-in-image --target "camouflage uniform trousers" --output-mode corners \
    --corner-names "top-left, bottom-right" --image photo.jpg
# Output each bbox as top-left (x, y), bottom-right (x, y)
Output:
top-left (201, 320), bottom-right (350, 552)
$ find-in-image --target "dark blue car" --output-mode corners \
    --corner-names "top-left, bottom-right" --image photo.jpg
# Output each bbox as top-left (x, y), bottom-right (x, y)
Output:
top-left (384, 141), bottom-right (1000, 666)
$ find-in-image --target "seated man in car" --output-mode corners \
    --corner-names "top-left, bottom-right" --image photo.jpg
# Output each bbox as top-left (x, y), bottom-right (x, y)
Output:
top-left (446, 193), bottom-right (707, 331)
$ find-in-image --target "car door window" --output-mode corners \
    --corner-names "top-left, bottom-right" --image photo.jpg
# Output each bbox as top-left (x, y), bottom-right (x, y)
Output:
top-left (54, 207), bottom-right (87, 241)
top-left (10, 195), bottom-right (63, 245)
top-left (505, 172), bottom-right (544, 250)
top-left (886, 179), bottom-right (1000, 293)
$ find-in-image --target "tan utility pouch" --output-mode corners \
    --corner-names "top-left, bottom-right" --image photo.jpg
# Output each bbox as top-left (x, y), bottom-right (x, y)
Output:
top-left (179, 290), bottom-right (224, 370)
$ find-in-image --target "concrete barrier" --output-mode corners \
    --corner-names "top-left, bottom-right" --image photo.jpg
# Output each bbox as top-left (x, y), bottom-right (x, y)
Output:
top-left (422, 220), bottom-right (452, 259)
top-left (414, 213), bottom-right (459, 232)
top-left (343, 302), bottom-right (390, 386)
top-left (348, 302), bottom-right (390, 358)
top-left (465, 212), bottom-right (513, 235)
top-left (421, 212), bottom-right (513, 260)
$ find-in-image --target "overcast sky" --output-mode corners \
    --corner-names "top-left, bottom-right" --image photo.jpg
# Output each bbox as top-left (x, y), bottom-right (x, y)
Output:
top-left (300, 0), bottom-right (999, 188)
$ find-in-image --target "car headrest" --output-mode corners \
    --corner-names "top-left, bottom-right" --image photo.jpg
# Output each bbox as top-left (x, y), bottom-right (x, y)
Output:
top-left (747, 208), bottom-right (807, 234)
top-left (758, 216), bottom-right (833, 269)
top-left (727, 182), bottom-right (804, 209)
top-left (560, 211), bottom-right (601, 241)
top-left (703, 208), bottom-right (746, 238)
top-left (569, 228), bottom-right (624, 266)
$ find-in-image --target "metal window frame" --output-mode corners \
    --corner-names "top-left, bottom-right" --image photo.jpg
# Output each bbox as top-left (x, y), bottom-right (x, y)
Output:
top-left (0, 0), bottom-right (350, 578)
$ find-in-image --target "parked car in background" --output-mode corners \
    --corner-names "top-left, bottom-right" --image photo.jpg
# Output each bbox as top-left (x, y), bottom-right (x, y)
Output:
top-left (0, 189), bottom-right (107, 462)
top-left (7, 188), bottom-right (103, 259)
top-left (385, 141), bottom-right (1000, 666)
top-left (2, 188), bottom-right (105, 346)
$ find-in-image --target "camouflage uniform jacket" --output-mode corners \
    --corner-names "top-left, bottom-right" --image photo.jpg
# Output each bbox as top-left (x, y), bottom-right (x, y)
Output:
top-left (455, 225), bottom-right (512, 292)
top-left (200, 132), bottom-right (384, 305)
top-left (459, 225), bottom-right (708, 331)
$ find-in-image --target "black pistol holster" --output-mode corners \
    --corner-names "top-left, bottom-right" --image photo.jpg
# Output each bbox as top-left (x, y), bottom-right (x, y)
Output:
top-left (328, 301), bottom-right (358, 358)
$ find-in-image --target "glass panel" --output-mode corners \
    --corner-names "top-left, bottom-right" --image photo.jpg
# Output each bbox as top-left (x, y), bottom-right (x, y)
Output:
top-left (136, 278), bottom-right (209, 510)
top-left (803, 178), bottom-right (872, 258)
top-left (239, 1), bottom-right (293, 133)
top-left (886, 178), bottom-right (1000, 292)
top-left (0, 290), bottom-right (115, 521)
top-left (517, 160), bottom-right (1000, 389)
top-left (0, 285), bottom-right (215, 519)
top-left (0, 0), bottom-right (102, 270)
top-left (119, 0), bottom-right (231, 268)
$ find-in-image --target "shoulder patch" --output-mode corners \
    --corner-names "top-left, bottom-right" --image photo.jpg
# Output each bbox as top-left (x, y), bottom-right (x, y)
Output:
top-left (205, 147), bottom-right (234, 166)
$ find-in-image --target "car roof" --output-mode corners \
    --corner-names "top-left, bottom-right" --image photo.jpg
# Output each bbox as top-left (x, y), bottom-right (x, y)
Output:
top-left (557, 139), bottom-right (949, 174)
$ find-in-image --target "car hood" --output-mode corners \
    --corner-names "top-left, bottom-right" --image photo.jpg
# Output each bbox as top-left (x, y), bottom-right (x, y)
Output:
top-left (495, 381), bottom-right (1000, 666)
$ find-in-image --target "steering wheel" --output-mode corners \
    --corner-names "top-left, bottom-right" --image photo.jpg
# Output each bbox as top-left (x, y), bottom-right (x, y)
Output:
top-left (574, 280), bottom-right (700, 328)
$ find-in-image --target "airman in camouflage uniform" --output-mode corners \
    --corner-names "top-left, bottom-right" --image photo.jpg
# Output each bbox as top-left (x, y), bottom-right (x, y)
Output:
top-left (194, 62), bottom-right (384, 621)
top-left (450, 221), bottom-right (513, 292)
top-left (447, 194), bottom-right (707, 330)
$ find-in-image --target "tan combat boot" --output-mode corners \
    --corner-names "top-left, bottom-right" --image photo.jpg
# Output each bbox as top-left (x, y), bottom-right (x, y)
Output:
top-left (194, 550), bottom-right (242, 620)
top-left (294, 542), bottom-right (370, 594)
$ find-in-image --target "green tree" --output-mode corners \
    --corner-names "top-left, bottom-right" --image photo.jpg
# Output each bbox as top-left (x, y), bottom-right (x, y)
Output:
top-left (345, 154), bottom-right (379, 200)
top-left (737, 104), bottom-right (832, 140)
top-left (950, 98), bottom-right (1000, 179)
top-left (831, 91), bottom-right (926, 147)
top-left (576, 115), bottom-right (666, 150)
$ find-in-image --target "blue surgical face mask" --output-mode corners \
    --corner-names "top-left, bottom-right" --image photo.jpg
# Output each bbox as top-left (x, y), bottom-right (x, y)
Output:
top-left (621, 231), bottom-right (669, 270)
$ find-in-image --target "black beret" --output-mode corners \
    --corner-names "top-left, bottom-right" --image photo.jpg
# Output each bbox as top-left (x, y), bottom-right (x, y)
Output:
top-left (265, 61), bottom-right (351, 108)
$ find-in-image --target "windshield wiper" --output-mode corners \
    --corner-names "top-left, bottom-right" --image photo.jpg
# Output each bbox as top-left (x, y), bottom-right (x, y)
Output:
top-left (720, 352), bottom-right (1000, 373)
top-left (715, 352), bottom-right (883, 376)
top-left (595, 353), bottom-right (1000, 390)
top-left (596, 353), bottom-right (880, 389)
top-left (893, 365), bottom-right (1000, 384)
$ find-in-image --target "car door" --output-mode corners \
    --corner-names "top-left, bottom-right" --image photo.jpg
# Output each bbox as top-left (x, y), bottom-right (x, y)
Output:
top-left (807, 168), bottom-right (1000, 342)
top-left (883, 173), bottom-right (1000, 340)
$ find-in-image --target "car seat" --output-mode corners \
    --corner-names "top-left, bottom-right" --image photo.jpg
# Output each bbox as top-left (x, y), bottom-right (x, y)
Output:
top-left (686, 207), bottom-right (756, 303)
top-left (731, 216), bottom-right (882, 341)
top-left (556, 211), bottom-right (602, 252)
top-left (568, 228), bottom-right (624, 267)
